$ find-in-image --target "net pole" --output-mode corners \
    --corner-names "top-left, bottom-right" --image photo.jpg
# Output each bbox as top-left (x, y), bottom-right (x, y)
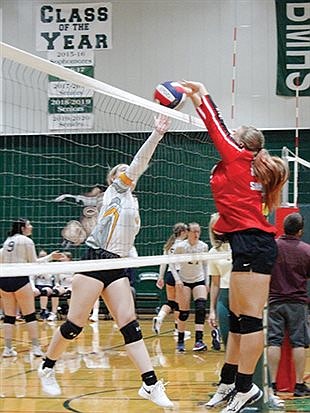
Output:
top-left (293, 78), bottom-right (300, 207)
top-left (230, 27), bottom-right (237, 129)
top-left (281, 146), bottom-right (289, 205)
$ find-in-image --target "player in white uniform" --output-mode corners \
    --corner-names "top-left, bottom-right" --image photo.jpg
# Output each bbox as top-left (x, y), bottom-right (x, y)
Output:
top-left (38, 115), bottom-right (173, 408)
top-left (152, 222), bottom-right (190, 336)
top-left (0, 218), bottom-right (64, 357)
top-left (170, 222), bottom-right (209, 352)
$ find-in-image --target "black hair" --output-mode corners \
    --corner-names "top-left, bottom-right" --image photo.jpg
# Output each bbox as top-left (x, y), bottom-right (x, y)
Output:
top-left (8, 218), bottom-right (28, 236)
top-left (283, 212), bottom-right (304, 235)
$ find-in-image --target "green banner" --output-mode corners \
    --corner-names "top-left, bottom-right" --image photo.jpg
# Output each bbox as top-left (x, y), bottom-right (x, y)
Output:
top-left (275, 0), bottom-right (310, 96)
top-left (48, 97), bottom-right (93, 114)
top-left (48, 66), bottom-right (94, 82)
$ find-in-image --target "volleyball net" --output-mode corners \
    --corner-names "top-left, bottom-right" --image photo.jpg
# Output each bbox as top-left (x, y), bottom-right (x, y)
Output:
top-left (0, 41), bottom-right (226, 277)
top-left (281, 146), bottom-right (310, 207)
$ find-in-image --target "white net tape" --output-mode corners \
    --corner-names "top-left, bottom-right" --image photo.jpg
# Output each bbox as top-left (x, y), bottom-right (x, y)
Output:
top-left (0, 251), bottom-right (229, 277)
top-left (0, 41), bottom-right (205, 131)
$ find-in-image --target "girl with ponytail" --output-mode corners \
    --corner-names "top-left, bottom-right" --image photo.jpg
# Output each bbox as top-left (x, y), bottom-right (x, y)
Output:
top-left (182, 81), bottom-right (288, 413)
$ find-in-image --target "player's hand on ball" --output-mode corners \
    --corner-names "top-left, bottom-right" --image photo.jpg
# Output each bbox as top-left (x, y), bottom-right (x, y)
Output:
top-left (180, 81), bottom-right (208, 96)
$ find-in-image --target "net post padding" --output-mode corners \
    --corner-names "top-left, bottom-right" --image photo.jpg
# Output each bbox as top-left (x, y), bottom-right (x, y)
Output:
top-left (275, 206), bottom-right (299, 238)
top-left (0, 252), bottom-right (229, 277)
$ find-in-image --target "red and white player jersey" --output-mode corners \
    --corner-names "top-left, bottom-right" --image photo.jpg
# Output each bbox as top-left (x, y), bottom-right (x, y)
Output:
top-left (196, 95), bottom-right (276, 235)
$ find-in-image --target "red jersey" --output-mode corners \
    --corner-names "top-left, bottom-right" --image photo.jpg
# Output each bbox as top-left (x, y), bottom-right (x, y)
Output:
top-left (196, 94), bottom-right (276, 235)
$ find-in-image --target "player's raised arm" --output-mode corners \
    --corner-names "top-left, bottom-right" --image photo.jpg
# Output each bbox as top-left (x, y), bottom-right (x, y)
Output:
top-left (125, 114), bottom-right (170, 184)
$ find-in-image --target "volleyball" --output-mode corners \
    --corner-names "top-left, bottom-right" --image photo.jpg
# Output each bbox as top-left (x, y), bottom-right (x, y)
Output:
top-left (154, 81), bottom-right (186, 110)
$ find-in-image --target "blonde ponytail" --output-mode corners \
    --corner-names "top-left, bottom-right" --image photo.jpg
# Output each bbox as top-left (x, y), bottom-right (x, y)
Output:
top-left (164, 222), bottom-right (187, 252)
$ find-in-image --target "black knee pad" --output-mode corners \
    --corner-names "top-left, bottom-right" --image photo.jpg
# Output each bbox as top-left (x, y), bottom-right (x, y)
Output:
top-left (60, 319), bottom-right (83, 340)
top-left (167, 300), bottom-right (179, 312)
top-left (40, 289), bottom-right (49, 297)
top-left (120, 320), bottom-right (143, 344)
top-left (194, 298), bottom-right (206, 324)
top-left (63, 290), bottom-right (71, 298)
top-left (24, 312), bottom-right (37, 323)
top-left (52, 288), bottom-right (60, 296)
top-left (229, 311), bottom-right (241, 334)
top-left (3, 315), bottom-right (16, 324)
top-left (179, 310), bottom-right (190, 321)
top-left (239, 314), bottom-right (263, 334)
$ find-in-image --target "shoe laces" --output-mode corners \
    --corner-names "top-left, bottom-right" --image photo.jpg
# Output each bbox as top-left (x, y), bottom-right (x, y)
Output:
top-left (154, 379), bottom-right (169, 392)
top-left (226, 388), bottom-right (237, 401)
top-left (43, 367), bottom-right (56, 380)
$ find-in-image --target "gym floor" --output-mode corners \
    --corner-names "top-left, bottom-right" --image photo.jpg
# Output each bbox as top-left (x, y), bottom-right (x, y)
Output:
top-left (0, 315), bottom-right (309, 412)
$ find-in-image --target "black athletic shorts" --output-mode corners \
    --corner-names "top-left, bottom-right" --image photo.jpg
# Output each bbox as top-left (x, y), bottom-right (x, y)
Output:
top-left (80, 247), bottom-right (127, 288)
top-left (165, 270), bottom-right (176, 286)
top-left (226, 229), bottom-right (277, 274)
top-left (183, 279), bottom-right (206, 289)
top-left (0, 276), bottom-right (30, 292)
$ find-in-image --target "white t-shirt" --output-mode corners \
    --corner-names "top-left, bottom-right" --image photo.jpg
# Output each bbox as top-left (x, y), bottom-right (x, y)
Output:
top-left (208, 243), bottom-right (232, 289)
top-left (0, 234), bottom-right (53, 266)
top-left (171, 239), bottom-right (209, 283)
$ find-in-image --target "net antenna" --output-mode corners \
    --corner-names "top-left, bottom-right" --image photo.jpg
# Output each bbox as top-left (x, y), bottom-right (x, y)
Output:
top-left (231, 27), bottom-right (237, 128)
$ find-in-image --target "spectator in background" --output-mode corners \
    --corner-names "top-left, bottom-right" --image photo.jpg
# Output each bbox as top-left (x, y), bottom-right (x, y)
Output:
top-left (208, 213), bottom-right (232, 350)
top-left (267, 212), bottom-right (310, 397)
top-left (33, 250), bottom-right (58, 321)
top-left (47, 251), bottom-right (74, 322)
